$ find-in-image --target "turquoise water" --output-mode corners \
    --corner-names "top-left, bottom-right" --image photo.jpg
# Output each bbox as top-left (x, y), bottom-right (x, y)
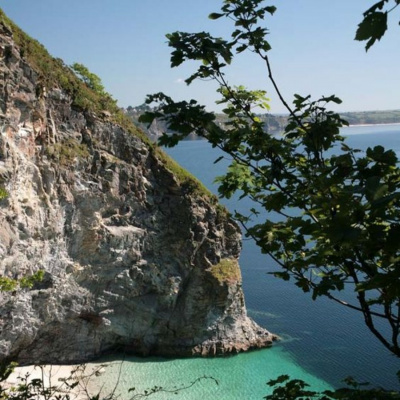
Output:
top-left (92, 124), bottom-right (400, 398)
top-left (90, 347), bottom-right (331, 399)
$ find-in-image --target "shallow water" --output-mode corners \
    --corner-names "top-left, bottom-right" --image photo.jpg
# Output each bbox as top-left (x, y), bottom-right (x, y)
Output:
top-left (90, 347), bottom-right (332, 399)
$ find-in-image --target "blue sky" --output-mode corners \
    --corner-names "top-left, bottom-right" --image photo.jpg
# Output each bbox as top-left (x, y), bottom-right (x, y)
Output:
top-left (0, 0), bottom-right (398, 113)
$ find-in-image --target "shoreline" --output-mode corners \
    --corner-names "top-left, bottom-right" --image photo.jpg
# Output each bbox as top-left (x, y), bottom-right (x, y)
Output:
top-left (346, 122), bottom-right (400, 128)
top-left (5, 364), bottom-right (107, 400)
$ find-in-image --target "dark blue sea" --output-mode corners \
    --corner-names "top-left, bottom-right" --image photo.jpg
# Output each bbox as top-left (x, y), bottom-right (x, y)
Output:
top-left (92, 124), bottom-right (400, 399)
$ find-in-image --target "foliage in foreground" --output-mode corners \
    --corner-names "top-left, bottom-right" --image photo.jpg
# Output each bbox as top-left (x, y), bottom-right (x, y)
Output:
top-left (265, 375), bottom-right (400, 400)
top-left (0, 362), bottom-right (217, 400)
top-left (139, 0), bottom-right (400, 398)
top-left (141, 0), bottom-right (400, 359)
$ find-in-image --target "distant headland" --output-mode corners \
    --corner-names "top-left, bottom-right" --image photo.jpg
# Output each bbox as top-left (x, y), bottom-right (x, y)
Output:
top-left (126, 106), bottom-right (400, 139)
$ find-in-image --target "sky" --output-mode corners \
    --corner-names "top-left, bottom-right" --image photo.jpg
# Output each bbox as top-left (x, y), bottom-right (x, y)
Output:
top-left (0, 0), bottom-right (398, 114)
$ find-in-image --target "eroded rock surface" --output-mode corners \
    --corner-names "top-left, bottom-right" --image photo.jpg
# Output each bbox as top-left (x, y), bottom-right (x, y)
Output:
top-left (0, 20), bottom-right (276, 364)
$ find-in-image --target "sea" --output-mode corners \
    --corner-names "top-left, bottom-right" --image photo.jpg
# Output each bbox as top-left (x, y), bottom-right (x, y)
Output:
top-left (90, 124), bottom-right (400, 399)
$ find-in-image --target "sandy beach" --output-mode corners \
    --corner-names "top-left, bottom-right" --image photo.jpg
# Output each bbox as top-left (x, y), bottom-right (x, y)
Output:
top-left (4, 363), bottom-right (109, 400)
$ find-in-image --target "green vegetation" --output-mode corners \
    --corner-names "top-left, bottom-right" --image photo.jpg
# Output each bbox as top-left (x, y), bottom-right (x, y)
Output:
top-left (265, 375), bottom-right (400, 400)
top-left (0, 185), bottom-right (7, 200)
top-left (141, 0), bottom-right (400, 398)
top-left (0, 7), bottom-right (216, 203)
top-left (71, 63), bottom-right (106, 95)
top-left (145, 0), bottom-right (400, 357)
top-left (0, 276), bottom-right (19, 292)
top-left (45, 138), bottom-right (90, 166)
top-left (0, 8), bottom-right (149, 144)
top-left (208, 258), bottom-right (241, 284)
top-left (0, 270), bottom-right (44, 292)
top-left (343, 109), bottom-right (400, 125)
top-left (153, 146), bottom-right (217, 200)
top-left (0, 8), bottom-right (98, 112)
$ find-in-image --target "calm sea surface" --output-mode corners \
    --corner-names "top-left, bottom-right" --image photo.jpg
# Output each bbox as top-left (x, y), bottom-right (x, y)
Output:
top-left (92, 124), bottom-right (400, 399)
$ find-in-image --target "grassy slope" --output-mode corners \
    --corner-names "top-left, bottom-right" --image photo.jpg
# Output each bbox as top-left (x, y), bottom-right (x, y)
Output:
top-left (0, 9), bottom-right (148, 141)
top-left (208, 259), bottom-right (241, 284)
top-left (0, 8), bottom-right (216, 202)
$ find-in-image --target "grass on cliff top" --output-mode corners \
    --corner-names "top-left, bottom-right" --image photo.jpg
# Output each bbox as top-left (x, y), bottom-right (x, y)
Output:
top-left (208, 259), bottom-right (241, 284)
top-left (0, 8), bottom-right (148, 142)
top-left (154, 146), bottom-right (217, 199)
top-left (0, 8), bottom-right (219, 202)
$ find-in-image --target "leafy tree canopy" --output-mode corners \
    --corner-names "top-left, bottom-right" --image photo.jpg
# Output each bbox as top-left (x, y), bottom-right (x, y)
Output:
top-left (140, 0), bottom-right (400, 397)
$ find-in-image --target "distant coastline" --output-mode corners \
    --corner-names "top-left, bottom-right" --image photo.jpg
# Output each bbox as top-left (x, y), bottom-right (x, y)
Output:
top-left (125, 106), bottom-right (400, 139)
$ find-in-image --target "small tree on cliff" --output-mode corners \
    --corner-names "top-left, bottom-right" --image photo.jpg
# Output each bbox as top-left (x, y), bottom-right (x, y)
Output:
top-left (140, 0), bottom-right (400, 397)
top-left (71, 62), bottom-right (118, 112)
top-left (71, 62), bottom-right (106, 95)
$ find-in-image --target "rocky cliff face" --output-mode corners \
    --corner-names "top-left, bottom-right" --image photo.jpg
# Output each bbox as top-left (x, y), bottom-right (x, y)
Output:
top-left (0, 16), bottom-right (275, 364)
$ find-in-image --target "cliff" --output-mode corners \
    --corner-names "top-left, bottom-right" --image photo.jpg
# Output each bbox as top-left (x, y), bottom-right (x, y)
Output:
top-left (0, 10), bottom-right (275, 364)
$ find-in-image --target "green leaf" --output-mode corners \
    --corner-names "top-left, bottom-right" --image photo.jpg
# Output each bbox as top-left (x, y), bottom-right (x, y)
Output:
top-left (138, 112), bottom-right (156, 125)
top-left (355, 11), bottom-right (388, 51)
top-left (365, 176), bottom-right (388, 201)
top-left (269, 271), bottom-right (290, 281)
top-left (267, 375), bottom-right (290, 387)
top-left (322, 94), bottom-right (342, 104)
top-left (265, 6), bottom-right (277, 15)
top-left (209, 13), bottom-right (224, 20)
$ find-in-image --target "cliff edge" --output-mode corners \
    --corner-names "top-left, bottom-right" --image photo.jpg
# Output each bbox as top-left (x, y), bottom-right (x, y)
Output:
top-left (0, 10), bottom-right (276, 364)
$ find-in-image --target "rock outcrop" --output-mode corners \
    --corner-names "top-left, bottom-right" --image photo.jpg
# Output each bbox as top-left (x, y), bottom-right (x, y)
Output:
top-left (0, 12), bottom-right (275, 364)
